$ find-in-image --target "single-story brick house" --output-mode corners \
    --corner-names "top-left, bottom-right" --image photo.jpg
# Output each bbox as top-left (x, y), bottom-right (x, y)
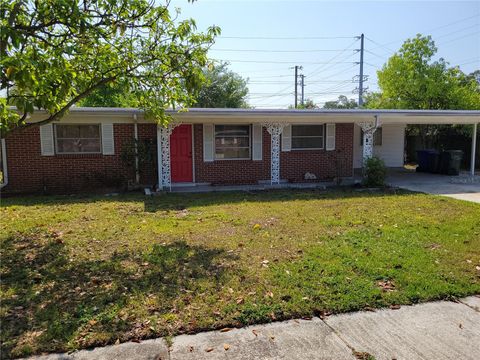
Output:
top-left (1, 108), bottom-right (478, 194)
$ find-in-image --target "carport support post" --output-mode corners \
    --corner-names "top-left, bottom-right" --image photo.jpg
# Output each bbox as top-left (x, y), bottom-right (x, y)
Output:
top-left (359, 116), bottom-right (380, 167)
top-left (471, 123), bottom-right (478, 176)
top-left (159, 122), bottom-right (180, 191)
top-left (264, 123), bottom-right (286, 185)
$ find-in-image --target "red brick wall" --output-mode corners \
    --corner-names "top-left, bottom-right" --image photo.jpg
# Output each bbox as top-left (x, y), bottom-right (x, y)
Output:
top-left (2, 123), bottom-right (157, 195)
top-left (281, 123), bottom-right (354, 182)
top-left (193, 123), bottom-right (354, 184)
top-left (193, 124), bottom-right (271, 184)
top-left (3, 122), bottom-right (353, 194)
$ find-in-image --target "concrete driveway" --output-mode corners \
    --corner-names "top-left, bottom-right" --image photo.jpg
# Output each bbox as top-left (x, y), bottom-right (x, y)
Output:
top-left (386, 168), bottom-right (480, 203)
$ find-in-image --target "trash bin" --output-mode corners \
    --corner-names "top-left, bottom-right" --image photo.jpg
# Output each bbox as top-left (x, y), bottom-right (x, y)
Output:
top-left (438, 151), bottom-right (450, 175)
top-left (444, 150), bottom-right (463, 175)
top-left (427, 150), bottom-right (440, 173)
top-left (417, 149), bottom-right (434, 172)
top-left (416, 149), bottom-right (439, 173)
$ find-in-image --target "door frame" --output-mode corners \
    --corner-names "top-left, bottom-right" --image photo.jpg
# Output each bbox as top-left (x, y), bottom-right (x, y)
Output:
top-left (170, 124), bottom-right (195, 184)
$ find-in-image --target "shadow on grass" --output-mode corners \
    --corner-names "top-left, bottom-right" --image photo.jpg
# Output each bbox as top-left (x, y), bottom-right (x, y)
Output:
top-left (0, 233), bottom-right (236, 358)
top-left (1, 187), bottom-right (418, 213)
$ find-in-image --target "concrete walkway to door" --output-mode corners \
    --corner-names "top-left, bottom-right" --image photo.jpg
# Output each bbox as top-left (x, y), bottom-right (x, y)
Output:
top-left (386, 168), bottom-right (480, 203)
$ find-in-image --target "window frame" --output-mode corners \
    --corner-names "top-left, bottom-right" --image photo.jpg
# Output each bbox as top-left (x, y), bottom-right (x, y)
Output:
top-left (54, 124), bottom-right (103, 155)
top-left (214, 124), bottom-right (251, 160)
top-left (291, 124), bottom-right (325, 151)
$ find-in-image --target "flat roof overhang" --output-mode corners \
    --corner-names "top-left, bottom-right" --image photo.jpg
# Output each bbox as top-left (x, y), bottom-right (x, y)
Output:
top-left (23, 107), bottom-right (480, 125)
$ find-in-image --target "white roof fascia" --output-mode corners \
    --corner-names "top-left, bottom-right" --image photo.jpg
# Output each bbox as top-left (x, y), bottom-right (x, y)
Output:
top-left (19, 107), bottom-right (480, 125)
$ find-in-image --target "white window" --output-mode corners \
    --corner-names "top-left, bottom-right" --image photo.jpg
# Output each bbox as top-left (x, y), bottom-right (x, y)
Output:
top-left (291, 125), bottom-right (324, 150)
top-left (215, 125), bottom-right (250, 159)
top-left (55, 124), bottom-right (102, 154)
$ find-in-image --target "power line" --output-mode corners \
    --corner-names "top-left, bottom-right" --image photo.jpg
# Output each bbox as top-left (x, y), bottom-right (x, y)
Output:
top-left (458, 60), bottom-right (480, 66)
top-left (437, 30), bottom-right (480, 46)
top-left (210, 48), bottom-right (359, 53)
top-left (434, 23), bottom-right (480, 41)
top-left (211, 58), bottom-right (356, 64)
top-left (366, 14), bottom-right (480, 54)
top-left (305, 38), bottom-right (359, 78)
top-left (217, 35), bottom-right (356, 40)
top-left (308, 63), bottom-right (359, 82)
top-left (248, 79), bottom-right (354, 84)
top-left (423, 13), bottom-right (479, 34)
top-left (364, 49), bottom-right (388, 60)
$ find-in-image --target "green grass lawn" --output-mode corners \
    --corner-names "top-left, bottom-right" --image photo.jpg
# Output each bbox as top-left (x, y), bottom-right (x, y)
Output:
top-left (1, 189), bottom-right (479, 358)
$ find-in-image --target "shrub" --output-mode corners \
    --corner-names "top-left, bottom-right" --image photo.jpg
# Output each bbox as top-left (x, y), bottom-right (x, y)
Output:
top-left (363, 156), bottom-right (387, 187)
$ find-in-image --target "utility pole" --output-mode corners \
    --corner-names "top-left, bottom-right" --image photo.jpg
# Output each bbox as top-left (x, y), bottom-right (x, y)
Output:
top-left (294, 65), bottom-right (299, 108)
top-left (293, 65), bottom-right (303, 108)
top-left (358, 33), bottom-right (364, 107)
top-left (300, 74), bottom-right (305, 106)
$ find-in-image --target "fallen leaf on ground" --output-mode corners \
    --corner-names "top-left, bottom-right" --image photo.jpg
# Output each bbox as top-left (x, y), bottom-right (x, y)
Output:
top-left (353, 351), bottom-right (374, 360)
top-left (390, 304), bottom-right (401, 310)
top-left (220, 327), bottom-right (233, 333)
top-left (205, 347), bottom-right (214, 352)
top-left (252, 329), bottom-right (259, 337)
top-left (223, 343), bottom-right (230, 351)
top-left (377, 280), bottom-right (396, 292)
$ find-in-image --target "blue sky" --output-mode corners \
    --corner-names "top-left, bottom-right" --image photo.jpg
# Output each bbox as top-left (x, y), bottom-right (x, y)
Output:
top-left (171, 0), bottom-right (480, 108)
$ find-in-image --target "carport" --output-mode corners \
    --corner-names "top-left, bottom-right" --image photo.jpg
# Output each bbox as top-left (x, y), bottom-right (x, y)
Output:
top-left (354, 110), bottom-right (479, 203)
top-left (354, 110), bottom-right (479, 176)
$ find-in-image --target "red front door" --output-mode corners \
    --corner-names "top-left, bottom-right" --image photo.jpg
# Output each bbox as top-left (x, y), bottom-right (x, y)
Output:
top-left (170, 124), bottom-right (193, 182)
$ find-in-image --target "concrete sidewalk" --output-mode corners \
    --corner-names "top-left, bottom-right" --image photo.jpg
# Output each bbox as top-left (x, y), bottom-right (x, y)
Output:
top-left (29, 296), bottom-right (480, 360)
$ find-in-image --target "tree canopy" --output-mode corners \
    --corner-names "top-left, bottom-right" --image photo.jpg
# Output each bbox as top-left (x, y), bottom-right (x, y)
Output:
top-left (194, 62), bottom-right (249, 108)
top-left (323, 95), bottom-right (357, 109)
top-left (1, 0), bottom-right (220, 135)
top-left (77, 79), bottom-right (139, 108)
top-left (288, 99), bottom-right (319, 109)
top-left (366, 35), bottom-right (480, 110)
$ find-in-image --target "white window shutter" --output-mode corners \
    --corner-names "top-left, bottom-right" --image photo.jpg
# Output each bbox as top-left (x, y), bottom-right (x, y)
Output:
top-left (326, 123), bottom-right (335, 151)
top-left (40, 124), bottom-right (54, 156)
top-left (252, 124), bottom-right (263, 160)
top-left (101, 123), bottom-right (115, 155)
top-left (203, 124), bottom-right (214, 162)
top-left (281, 124), bottom-right (291, 151)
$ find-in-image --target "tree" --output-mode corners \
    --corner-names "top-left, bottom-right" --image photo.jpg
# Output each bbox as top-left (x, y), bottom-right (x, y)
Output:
top-left (288, 98), bottom-right (318, 109)
top-left (366, 35), bottom-right (480, 156)
top-left (323, 95), bottom-right (357, 109)
top-left (1, 0), bottom-right (220, 135)
top-left (367, 35), bottom-right (480, 110)
top-left (195, 62), bottom-right (249, 108)
top-left (77, 79), bottom-right (139, 108)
